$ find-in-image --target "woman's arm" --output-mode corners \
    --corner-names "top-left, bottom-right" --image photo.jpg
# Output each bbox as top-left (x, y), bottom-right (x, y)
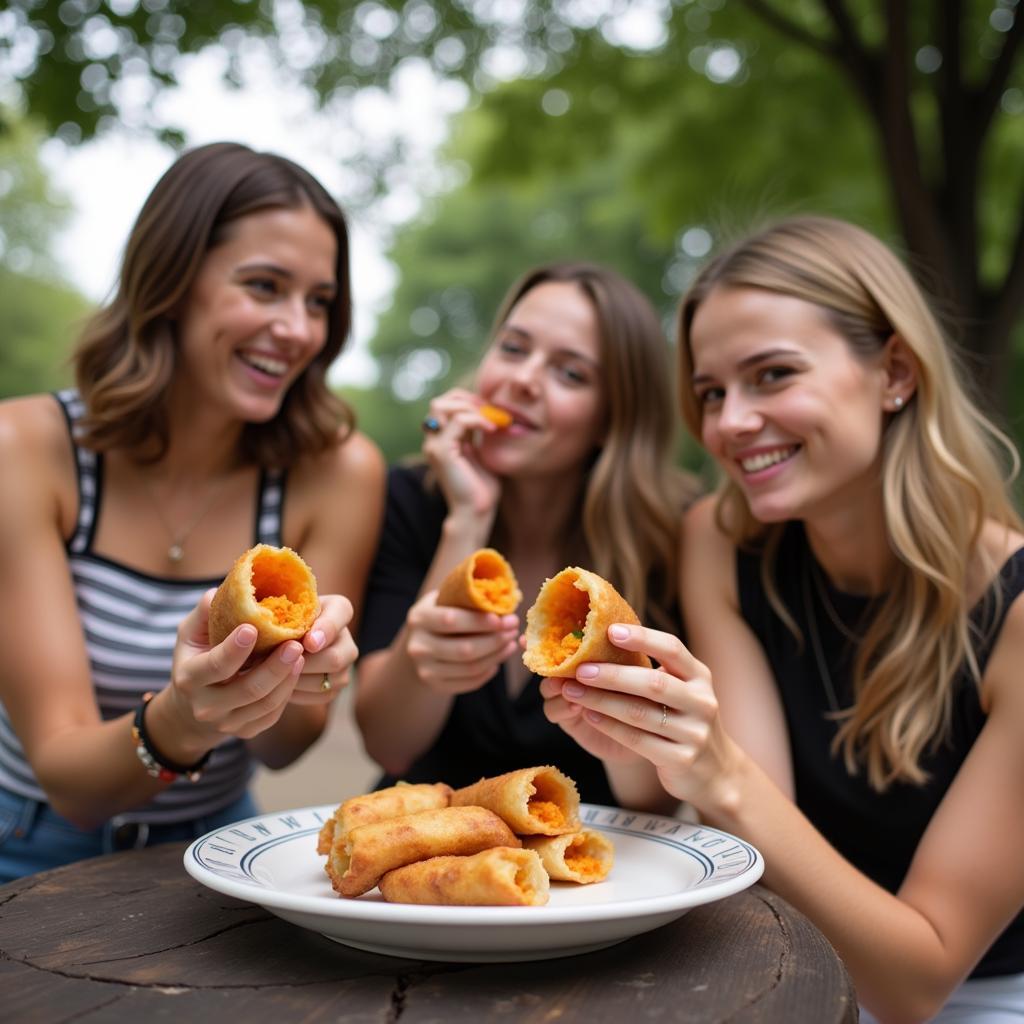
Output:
top-left (682, 498), bottom-right (794, 796)
top-left (244, 430), bottom-right (386, 769)
top-left (355, 521), bottom-right (519, 775)
top-left (355, 393), bottom-right (517, 775)
top-left (545, 534), bottom-right (1024, 1022)
top-left (0, 399), bottom-right (301, 825)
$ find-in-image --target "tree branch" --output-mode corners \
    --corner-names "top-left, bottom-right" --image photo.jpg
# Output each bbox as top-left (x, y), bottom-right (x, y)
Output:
top-left (973, 6), bottom-right (1024, 138)
top-left (986, 190), bottom-right (1024, 369)
top-left (737, 1), bottom-right (838, 58)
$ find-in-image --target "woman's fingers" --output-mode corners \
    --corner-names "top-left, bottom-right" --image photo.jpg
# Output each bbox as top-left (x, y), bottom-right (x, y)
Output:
top-left (412, 602), bottom-right (516, 638)
top-left (547, 624), bottom-right (721, 776)
top-left (604, 623), bottom-right (709, 682)
top-left (302, 594), bottom-right (354, 654)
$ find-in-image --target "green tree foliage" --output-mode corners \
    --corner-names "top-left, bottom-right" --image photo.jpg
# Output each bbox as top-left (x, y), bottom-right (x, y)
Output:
top-left (0, 270), bottom-right (89, 398)
top-left (5, 0), bottom-right (1020, 408)
top-left (0, 115), bottom-right (91, 397)
top-left (349, 114), bottom-right (694, 464)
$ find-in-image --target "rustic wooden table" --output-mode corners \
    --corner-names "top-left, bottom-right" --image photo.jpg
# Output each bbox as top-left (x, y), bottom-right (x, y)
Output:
top-left (0, 842), bottom-right (858, 1022)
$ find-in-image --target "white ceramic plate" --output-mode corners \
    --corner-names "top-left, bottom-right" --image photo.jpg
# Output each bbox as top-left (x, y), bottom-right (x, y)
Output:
top-left (184, 802), bottom-right (763, 962)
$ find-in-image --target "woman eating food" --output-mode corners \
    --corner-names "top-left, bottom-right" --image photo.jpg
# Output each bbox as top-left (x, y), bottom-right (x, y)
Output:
top-left (0, 142), bottom-right (384, 882)
top-left (541, 216), bottom-right (1024, 1022)
top-left (354, 262), bottom-right (694, 810)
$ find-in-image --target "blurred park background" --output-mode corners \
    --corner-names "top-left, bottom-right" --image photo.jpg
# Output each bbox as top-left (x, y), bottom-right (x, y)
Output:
top-left (2, 1), bottom-right (1023, 806)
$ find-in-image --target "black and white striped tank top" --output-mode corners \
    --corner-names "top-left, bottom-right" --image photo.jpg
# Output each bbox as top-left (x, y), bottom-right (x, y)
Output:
top-left (0, 389), bottom-right (287, 824)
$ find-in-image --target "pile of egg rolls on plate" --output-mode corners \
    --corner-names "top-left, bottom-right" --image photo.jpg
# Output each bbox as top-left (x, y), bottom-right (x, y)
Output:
top-left (317, 766), bottom-right (614, 906)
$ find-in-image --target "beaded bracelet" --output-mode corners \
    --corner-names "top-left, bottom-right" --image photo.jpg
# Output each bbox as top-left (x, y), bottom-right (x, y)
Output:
top-left (131, 692), bottom-right (211, 783)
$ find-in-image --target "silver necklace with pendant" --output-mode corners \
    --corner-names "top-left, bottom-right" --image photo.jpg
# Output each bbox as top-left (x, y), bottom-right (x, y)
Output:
top-left (143, 476), bottom-right (227, 564)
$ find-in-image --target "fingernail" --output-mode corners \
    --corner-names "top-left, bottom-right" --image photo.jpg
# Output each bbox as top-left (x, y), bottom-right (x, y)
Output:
top-left (584, 709), bottom-right (603, 724)
top-left (501, 615), bottom-right (519, 628)
top-left (236, 625), bottom-right (257, 646)
top-left (577, 663), bottom-right (599, 679)
top-left (309, 629), bottom-right (326, 651)
top-left (280, 643), bottom-right (301, 664)
top-left (609, 624), bottom-right (630, 641)
top-left (563, 682), bottom-right (585, 698)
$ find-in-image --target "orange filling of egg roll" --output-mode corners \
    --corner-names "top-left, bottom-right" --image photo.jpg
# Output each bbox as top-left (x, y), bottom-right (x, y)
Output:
top-left (522, 566), bottom-right (651, 677)
top-left (451, 766), bottom-right (580, 836)
top-left (436, 548), bottom-right (522, 615)
top-left (523, 830), bottom-right (614, 883)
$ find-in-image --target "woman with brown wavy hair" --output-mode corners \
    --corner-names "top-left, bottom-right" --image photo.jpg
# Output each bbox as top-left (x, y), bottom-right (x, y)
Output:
top-left (355, 262), bottom-right (694, 809)
top-left (0, 142), bottom-right (384, 881)
top-left (542, 217), bottom-right (1024, 1021)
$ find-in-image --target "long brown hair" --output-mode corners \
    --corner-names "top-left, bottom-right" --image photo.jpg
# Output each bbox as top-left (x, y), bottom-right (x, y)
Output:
top-left (677, 216), bottom-right (1022, 789)
top-left (73, 142), bottom-right (354, 467)
top-left (491, 263), bottom-right (696, 631)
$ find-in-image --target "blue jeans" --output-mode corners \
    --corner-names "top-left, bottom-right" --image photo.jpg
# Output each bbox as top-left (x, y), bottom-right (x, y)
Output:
top-left (0, 786), bottom-right (260, 885)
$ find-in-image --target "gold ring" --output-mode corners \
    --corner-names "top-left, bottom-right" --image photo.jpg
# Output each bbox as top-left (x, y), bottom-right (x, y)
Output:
top-left (320, 674), bottom-right (332, 693)
top-left (660, 704), bottom-right (669, 729)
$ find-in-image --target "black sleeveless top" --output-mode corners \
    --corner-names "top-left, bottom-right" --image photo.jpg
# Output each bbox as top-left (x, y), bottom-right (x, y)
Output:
top-left (359, 464), bottom-right (616, 804)
top-left (737, 521), bottom-right (1024, 977)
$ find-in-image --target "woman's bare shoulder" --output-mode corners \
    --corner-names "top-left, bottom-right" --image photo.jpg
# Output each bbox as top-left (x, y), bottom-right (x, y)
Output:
top-left (287, 429), bottom-right (386, 523)
top-left (305, 429), bottom-right (385, 490)
top-left (0, 393), bottom-right (74, 474)
top-left (0, 394), bottom-right (76, 531)
top-left (980, 518), bottom-right (1024, 563)
top-left (682, 494), bottom-right (732, 547)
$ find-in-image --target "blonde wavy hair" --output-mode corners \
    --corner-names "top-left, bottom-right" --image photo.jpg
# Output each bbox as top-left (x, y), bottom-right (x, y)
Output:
top-left (490, 263), bottom-right (696, 632)
top-left (677, 216), bottom-right (1022, 790)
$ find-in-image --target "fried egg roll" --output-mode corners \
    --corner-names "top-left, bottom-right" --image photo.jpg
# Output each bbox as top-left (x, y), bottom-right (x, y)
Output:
top-left (436, 547), bottom-right (522, 615)
top-left (523, 830), bottom-right (614, 883)
top-left (479, 404), bottom-right (513, 428)
top-left (522, 566), bottom-right (651, 677)
top-left (379, 847), bottom-right (550, 906)
top-left (209, 544), bottom-right (319, 654)
top-left (329, 805), bottom-right (520, 898)
top-left (451, 765), bottom-right (580, 836)
top-left (317, 781), bottom-right (453, 857)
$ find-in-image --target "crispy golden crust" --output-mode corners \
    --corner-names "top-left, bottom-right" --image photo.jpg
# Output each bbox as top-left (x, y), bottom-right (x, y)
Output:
top-left (328, 805), bottom-right (520, 898)
top-left (451, 766), bottom-right (580, 836)
top-left (436, 547), bottom-right (522, 615)
top-left (209, 544), bottom-right (318, 654)
top-left (521, 566), bottom-right (651, 677)
top-left (523, 830), bottom-right (614, 883)
top-left (379, 847), bottom-right (549, 906)
top-left (317, 782), bottom-right (452, 857)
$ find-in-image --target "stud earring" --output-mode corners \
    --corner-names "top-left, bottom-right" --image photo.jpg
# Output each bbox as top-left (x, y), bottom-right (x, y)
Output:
top-left (893, 395), bottom-right (904, 409)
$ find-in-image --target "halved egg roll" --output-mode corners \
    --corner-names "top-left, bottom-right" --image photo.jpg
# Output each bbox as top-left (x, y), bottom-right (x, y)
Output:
top-left (317, 781), bottom-right (453, 857)
top-left (436, 547), bottom-right (522, 615)
top-left (523, 830), bottom-right (614, 883)
top-left (379, 847), bottom-right (549, 907)
top-left (328, 805), bottom-right (520, 898)
top-left (522, 566), bottom-right (651, 677)
top-left (209, 544), bottom-right (318, 654)
top-left (451, 765), bottom-right (580, 836)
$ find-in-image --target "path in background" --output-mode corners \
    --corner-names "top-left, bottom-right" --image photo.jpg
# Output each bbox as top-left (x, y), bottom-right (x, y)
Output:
top-left (252, 685), bottom-right (378, 812)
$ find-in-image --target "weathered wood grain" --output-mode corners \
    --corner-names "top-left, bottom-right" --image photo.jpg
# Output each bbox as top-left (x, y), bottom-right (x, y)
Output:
top-left (0, 843), bottom-right (856, 1022)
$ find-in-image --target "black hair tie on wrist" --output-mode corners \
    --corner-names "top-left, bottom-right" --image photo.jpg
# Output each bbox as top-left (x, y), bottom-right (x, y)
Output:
top-left (131, 692), bottom-right (211, 783)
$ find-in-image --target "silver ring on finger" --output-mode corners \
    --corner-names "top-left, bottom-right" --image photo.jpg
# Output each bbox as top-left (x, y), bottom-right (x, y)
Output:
top-left (660, 704), bottom-right (669, 729)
